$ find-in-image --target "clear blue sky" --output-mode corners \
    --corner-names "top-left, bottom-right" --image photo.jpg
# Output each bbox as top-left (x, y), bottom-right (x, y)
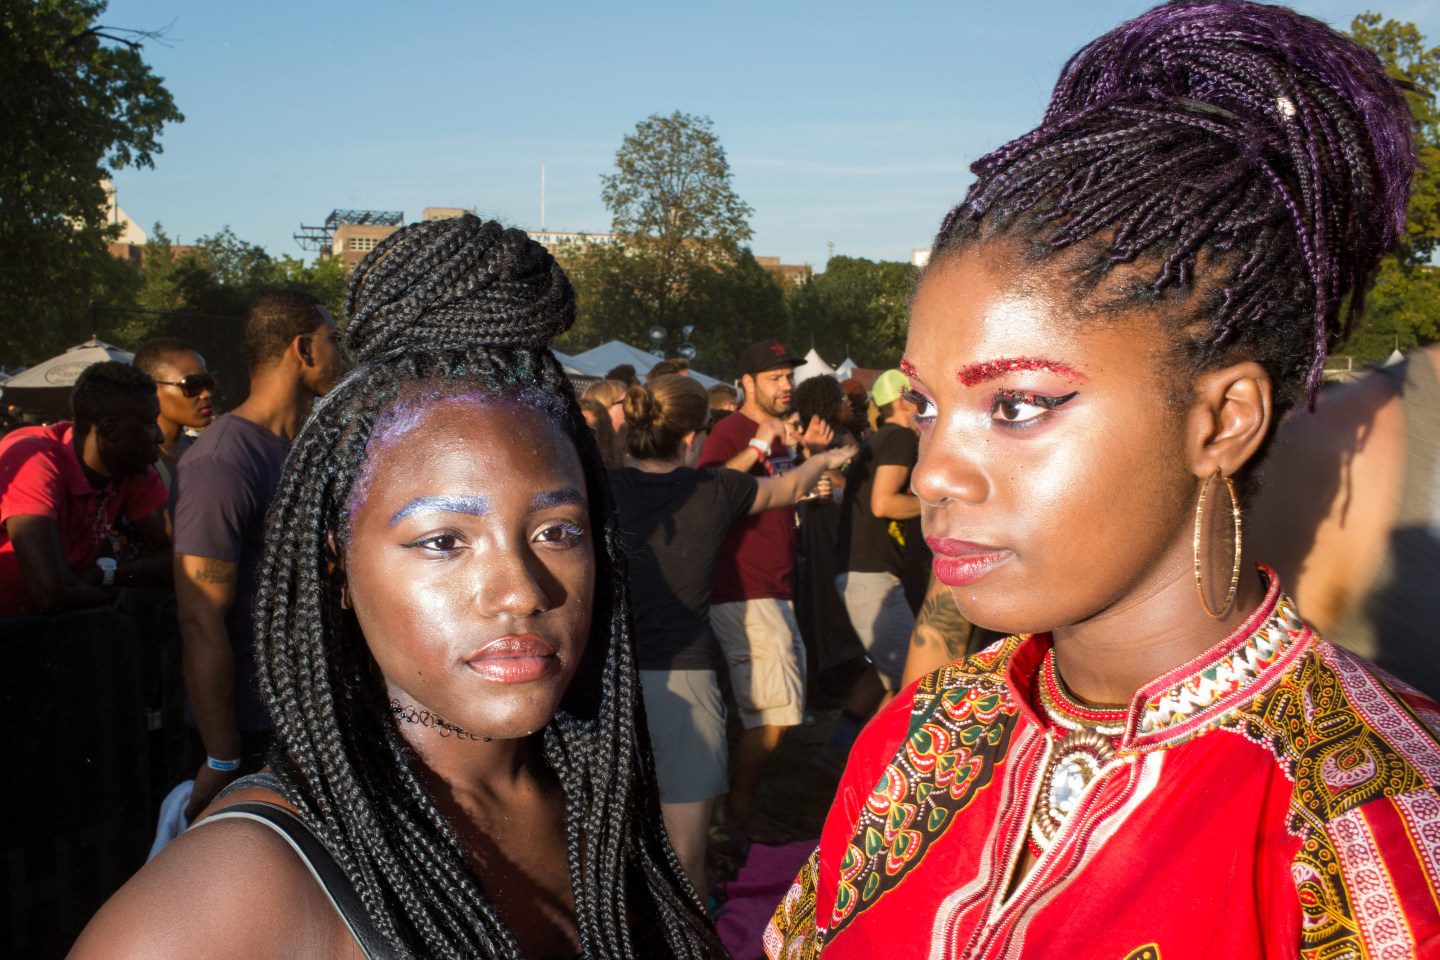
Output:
top-left (105, 0), bottom-right (1440, 271)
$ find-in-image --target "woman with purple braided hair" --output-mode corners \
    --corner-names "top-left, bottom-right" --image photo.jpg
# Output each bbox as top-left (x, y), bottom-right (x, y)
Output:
top-left (765, 3), bottom-right (1440, 958)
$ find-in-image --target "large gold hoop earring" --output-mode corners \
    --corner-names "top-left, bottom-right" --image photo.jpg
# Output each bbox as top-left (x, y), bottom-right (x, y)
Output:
top-left (1193, 469), bottom-right (1242, 620)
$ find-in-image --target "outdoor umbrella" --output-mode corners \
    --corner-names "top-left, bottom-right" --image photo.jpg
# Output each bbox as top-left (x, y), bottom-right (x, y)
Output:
top-left (1, 338), bottom-right (135, 416)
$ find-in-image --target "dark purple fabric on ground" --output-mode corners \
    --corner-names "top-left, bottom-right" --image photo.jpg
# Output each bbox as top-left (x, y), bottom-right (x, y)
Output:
top-left (716, 840), bottom-right (816, 960)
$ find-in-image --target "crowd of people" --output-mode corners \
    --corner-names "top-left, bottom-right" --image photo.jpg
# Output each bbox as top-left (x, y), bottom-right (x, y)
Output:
top-left (2, 1), bottom-right (1440, 957)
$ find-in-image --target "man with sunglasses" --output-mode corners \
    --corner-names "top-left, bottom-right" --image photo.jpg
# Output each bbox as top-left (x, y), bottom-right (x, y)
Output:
top-left (170, 291), bottom-right (347, 818)
top-left (134, 338), bottom-right (218, 488)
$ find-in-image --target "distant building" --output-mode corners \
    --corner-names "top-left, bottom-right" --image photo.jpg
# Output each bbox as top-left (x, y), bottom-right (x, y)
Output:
top-left (295, 210), bottom-right (405, 272)
top-left (97, 181), bottom-right (200, 266)
top-left (529, 230), bottom-right (619, 254)
top-left (754, 256), bottom-right (812, 285)
top-left (423, 206), bottom-right (475, 221)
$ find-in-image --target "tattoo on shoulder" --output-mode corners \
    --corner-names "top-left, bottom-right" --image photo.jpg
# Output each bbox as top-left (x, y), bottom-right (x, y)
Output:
top-left (193, 558), bottom-right (234, 584)
top-left (912, 575), bottom-right (973, 660)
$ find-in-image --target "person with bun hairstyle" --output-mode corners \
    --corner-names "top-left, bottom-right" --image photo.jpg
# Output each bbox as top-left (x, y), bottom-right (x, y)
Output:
top-left (581, 378), bottom-right (628, 434)
top-left (766, 3), bottom-right (1440, 958)
top-left (72, 216), bottom-right (726, 960)
top-left (608, 373), bottom-right (855, 896)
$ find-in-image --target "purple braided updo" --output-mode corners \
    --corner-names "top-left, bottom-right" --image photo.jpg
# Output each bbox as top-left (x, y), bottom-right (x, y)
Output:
top-left (936, 0), bottom-right (1416, 408)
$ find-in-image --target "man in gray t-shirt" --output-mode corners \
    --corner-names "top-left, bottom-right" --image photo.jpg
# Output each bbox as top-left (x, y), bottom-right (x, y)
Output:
top-left (173, 290), bottom-right (346, 819)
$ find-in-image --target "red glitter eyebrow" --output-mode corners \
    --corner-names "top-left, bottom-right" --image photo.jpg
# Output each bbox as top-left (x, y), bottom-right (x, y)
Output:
top-left (953, 356), bottom-right (1085, 387)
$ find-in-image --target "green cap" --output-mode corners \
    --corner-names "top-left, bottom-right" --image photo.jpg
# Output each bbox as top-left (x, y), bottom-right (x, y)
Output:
top-left (871, 369), bottom-right (909, 407)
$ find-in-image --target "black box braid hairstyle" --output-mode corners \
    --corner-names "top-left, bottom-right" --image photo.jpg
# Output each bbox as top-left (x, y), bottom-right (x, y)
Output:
top-left (932, 0), bottom-right (1416, 416)
top-left (252, 214), bottom-right (727, 959)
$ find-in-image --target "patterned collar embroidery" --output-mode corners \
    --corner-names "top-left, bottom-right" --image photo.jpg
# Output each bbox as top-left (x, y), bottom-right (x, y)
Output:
top-left (1130, 572), bottom-right (1309, 747)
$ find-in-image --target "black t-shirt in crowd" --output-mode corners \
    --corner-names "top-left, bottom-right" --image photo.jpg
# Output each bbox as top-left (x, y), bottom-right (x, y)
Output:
top-left (838, 423), bottom-right (920, 577)
top-left (607, 466), bottom-right (759, 670)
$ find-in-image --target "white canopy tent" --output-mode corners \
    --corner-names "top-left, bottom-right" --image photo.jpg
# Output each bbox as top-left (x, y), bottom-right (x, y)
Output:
top-left (836, 357), bottom-right (859, 380)
top-left (794, 347), bottom-right (836, 384)
top-left (2, 338), bottom-right (135, 413)
top-left (564, 340), bottom-right (726, 390)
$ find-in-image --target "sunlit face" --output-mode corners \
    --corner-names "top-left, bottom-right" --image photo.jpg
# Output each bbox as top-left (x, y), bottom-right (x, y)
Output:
top-left (344, 397), bottom-right (594, 740)
top-left (904, 248), bottom-right (1195, 635)
top-left (154, 350), bottom-right (216, 429)
top-left (745, 367), bottom-right (796, 418)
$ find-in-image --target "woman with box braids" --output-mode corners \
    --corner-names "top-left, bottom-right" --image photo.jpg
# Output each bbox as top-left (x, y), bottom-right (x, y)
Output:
top-left (766, 4), bottom-right (1440, 959)
top-left (72, 215), bottom-right (726, 960)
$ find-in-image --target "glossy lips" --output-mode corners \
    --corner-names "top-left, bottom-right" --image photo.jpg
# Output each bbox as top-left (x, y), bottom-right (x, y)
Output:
top-left (926, 536), bottom-right (1010, 587)
top-left (465, 634), bottom-right (559, 684)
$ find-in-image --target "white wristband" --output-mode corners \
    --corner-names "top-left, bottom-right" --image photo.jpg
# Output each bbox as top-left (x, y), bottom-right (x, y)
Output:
top-left (748, 437), bottom-right (771, 457)
top-left (206, 755), bottom-right (241, 772)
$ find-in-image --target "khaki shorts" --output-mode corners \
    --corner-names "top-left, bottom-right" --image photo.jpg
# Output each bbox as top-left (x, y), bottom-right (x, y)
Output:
top-left (639, 669), bottom-right (728, 804)
top-left (710, 598), bottom-right (806, 728)
top-left (835, 571), bottom-right (916, 690)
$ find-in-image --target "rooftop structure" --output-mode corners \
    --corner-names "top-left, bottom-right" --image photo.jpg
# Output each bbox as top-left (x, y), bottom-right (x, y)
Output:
top-left (294, 210), bottom-right (404, 256)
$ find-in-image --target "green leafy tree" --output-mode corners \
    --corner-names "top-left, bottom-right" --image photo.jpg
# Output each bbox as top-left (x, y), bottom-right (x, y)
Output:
top-left (685, 251), bottom-right (792, 380)
top-left (568, 111), bottom-right (754, 350)
top-left (788, 256), bottom-right (918, 370)
top-left (1340, 13), bottom-right (1440, 362)
top-left (0, 0), bottom-right (182, 363)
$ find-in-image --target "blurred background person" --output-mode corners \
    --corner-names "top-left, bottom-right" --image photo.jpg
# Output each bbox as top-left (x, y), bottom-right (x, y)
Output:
top-left (649, 357), bottom-right (691, 378)
top-left (833, 369), bottom-right (923, 728)
top-left (708, 382), bottom-right (740, 427)
top-left (1252, 344), bottom-right (1440, 699)
top-left (697, 338), bottom-right (831, 842)
top-left (133, 338), bottom-right (217, 487)
top-left (840, 378), bottom-right (874, 442)
top-left (610, 373), bottom-right (854, 893)
top-left (581, 378), bottom-right (628, 434)
top-left (171, 291), bottom-right (346, 819)
top-left (579, 396), bottom-right (623, 467)
top-left (605, 363), bottom-right (639, 388)
top-left (0, 362), bottom-right (171, 617)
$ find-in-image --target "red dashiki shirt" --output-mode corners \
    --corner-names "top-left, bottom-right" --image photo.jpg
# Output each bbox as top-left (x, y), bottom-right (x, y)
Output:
top-left (766, 571), bottom-right (1440, 960)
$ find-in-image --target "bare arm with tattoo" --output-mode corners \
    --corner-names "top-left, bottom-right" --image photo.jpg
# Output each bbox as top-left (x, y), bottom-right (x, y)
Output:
top-left (175, 553), bottom-right (241, 817)
top-left (900, 572), bottom-right (983, 688)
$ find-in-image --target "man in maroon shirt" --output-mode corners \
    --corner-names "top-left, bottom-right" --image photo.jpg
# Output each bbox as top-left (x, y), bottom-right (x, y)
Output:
top-left (698, 339), bottom-right (832, 840)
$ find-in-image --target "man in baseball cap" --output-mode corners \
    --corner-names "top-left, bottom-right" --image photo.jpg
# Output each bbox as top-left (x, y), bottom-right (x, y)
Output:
top-left (696, 339), bottom-right (827, 842)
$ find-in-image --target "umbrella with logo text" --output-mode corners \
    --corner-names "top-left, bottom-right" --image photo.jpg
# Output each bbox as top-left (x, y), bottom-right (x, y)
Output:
top-left (0, 337), bottom-right (135, 416)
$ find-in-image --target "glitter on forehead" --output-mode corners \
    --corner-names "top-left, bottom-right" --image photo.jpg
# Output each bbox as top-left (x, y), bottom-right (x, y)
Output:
top-left (954, 357), bottom-right (1085, 387)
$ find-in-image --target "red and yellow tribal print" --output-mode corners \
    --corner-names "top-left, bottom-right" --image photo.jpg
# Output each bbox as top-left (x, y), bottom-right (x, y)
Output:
top-left (765, 572), bottom-right (1440, 960)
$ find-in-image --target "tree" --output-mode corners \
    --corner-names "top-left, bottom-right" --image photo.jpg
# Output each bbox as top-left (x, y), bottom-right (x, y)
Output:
top-left (0, 0), bottom-right (183, 365)
top-left (569, 111), bottom-right (754, 347)
top-left (787, 256), bottom-right (918, 369)
top-left (1340, 13), bottom-right (1440, 362)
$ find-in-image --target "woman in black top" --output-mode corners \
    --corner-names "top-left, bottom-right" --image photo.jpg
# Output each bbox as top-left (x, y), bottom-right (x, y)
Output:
top-left (609, 374), bottom-right (855, 894)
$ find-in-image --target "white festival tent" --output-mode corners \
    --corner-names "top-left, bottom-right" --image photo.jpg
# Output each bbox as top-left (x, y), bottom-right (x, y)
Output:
top-left (563, 340), bottom-right (726, 390)
top-left (794, 347), bottom-right (837, 384)
top-left (2, 337), bottom-right (135, 413)
top-left (836, 357), bottom-right (859, 380)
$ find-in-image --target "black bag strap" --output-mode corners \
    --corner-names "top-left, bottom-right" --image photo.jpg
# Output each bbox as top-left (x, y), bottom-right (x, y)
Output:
top-left (198, 800), bottom-right (403, 960)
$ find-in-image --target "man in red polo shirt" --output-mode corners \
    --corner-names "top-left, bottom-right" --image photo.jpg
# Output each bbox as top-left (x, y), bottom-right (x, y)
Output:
top-left (0, 362), bottom-right (171, 617)
top-left (698, 339), bottom-right (833, 841)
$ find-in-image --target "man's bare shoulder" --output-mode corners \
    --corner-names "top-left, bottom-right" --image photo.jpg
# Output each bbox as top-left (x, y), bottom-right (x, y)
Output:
top-left (68, 815), bottom-right (358, 960)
